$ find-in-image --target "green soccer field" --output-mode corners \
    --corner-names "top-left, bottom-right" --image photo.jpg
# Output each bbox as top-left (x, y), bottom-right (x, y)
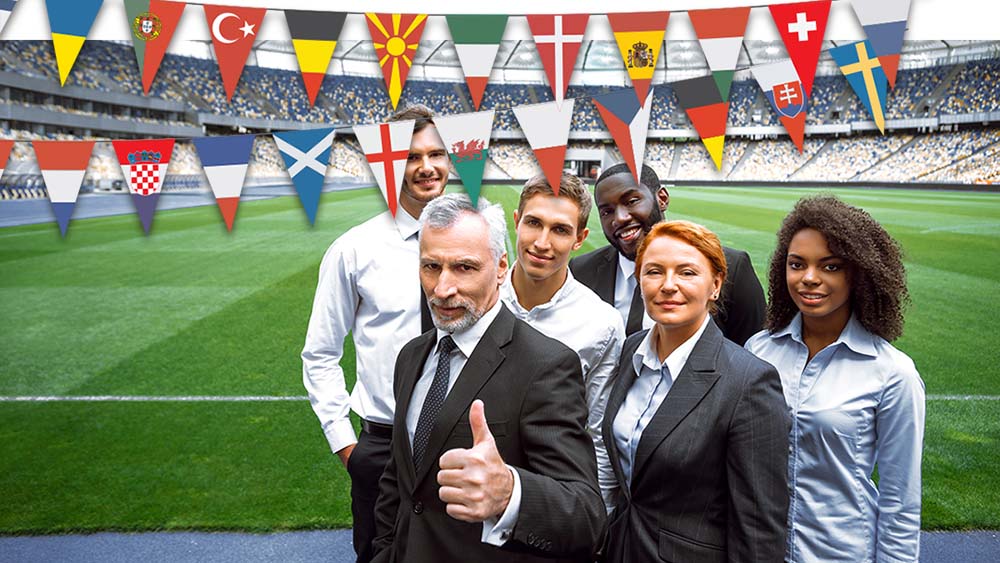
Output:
top-left (1, 184), bottom-right (998, 534)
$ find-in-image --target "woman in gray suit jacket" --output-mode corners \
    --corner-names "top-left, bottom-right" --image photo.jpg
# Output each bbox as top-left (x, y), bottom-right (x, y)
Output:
top-left (601, 220), bottom-right (790, 563)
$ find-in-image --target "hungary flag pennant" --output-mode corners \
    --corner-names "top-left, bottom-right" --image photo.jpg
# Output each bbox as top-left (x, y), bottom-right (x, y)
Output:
top-left (123, 0), bottom-right (185, 95)
top-left (445, 15), bottom-right (508, 110)
top-left (0, 140), bottom-right (13, 183)
top-left (0, 0), bottom-right (18, 38)
top-left (285, 10), bottom-right (347, 106)
top-left (673, 75), bottom-right (729, 170)
top-left (592, 87), bottom-right (654, 183)
top-left (354, 119), bottom-right (415, 219)
top-left (273, 128), bottom-right (334, 225)
top-left (513, 99), bottom-right (575, 196)
top-left (849, 0), bottom-right (912, 88)
top-left (33, 140), bottom-right (95, 237)
top-left (607, 11), bottom-right (670, 104)
top-left (769, 0), bottom-right (831, 97)
top-left (830, 40), bottom-right (888, 133)
top-left (366, 13), bottom-right (428, 109)
top-left (434, 110), bottom-right (496, 206)
top-left (526, 14), bottom-right (589, 108)
top-left (44, 0), bottom-right (105, 86)
top-left (752, 60), bottom-right (809, 153)
top-left (203, 4), bottom-right (267, 101)
top-left (113, 138), bottom-right (175, 235)
top-left (687, 6), bottom-right (751, 101)
top-left (192, 135), bottom-right (254, 231)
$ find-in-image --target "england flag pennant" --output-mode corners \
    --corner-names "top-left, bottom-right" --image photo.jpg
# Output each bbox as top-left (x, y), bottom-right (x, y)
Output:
top-left (513, 99), bottom-right (575, 196)
top-left (113, 138), bottom-right (175, 235)
top-left (192, 134), bottom-right (255, 231)
top-left (592, 87), bottom-right (654, 182)
top-left (752, 60), bottom-right (809, 153)
top-left (433, 110), bottom-right (496, 207)
top-left (354, 119), bottom-right (415, 219)
top-left (769, 0), bottom-right (831, 98)
top-left (273, 128), bottom-right (334, 225)
top-left (33, 140), bottom-right (95, 237)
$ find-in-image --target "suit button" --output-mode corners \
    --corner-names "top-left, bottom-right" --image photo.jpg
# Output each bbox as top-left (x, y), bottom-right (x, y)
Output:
top-left (413, 501), bottom-right (424, 514)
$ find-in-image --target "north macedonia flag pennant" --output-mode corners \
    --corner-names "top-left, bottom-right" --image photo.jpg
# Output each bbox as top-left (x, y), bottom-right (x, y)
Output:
top-left (607, 12), bottom-right (670, 104)
top-left (124, 0), bottom-right (186, 94)
top-left (285, 10), bottom-right (347, 106)
top-left (366, 13), bottom-right (428, 109)
top-left (44, 0), bottom-right (104, 86)
top-left (687, 6), bottom-right (751, 102)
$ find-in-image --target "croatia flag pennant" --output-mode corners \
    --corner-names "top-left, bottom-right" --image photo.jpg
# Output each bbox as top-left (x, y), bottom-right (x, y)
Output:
top-left (366, 13), bottom-right (429, 109)
top-left (673, 75), bottom-right (729, 170)
top-left (354, 119), bottom-right (415, 219)
top-left (592, 87), bottom-right (654, 183)
top-left (0, 0), bottom-right (18, 38)
top-left (285, 10), bottom-right (347, 106)
top-left (830, 40), bottom-right (888, 134)
top-left (849, 0), bottom-right (912, 88)
top-left (33, 140), bottom-right (95, 237)
top-left (192, 135), bottom-right (255, 231)
top-left (769, 0), bottom-right (831, 98)
top-left (526, 14), bottom-right (589, 108)
top-left (433, 110), bottom-right (496, 207)
top-left (752, 60), bottom-right (809, 153)
top-left (513, 99), bottom-right (575, 196)
top-left (203, 4), bottom-right (267, 101)
top-left (687, 6), bottom-right (751, 102)
top-left (44, 0), bottom-right (105, 86)
top-left (123, 0), bottom-right (186, 95)
top-left (273, 128), bottom-right (334, 225)
top-left (446, 15), bottom-right (508, 109)
top-left (113, 138), bottom-right (175, 235)
top-left (0, 140), bottom-right (13, 183)
top-left (607, 12), bottom-right (670, 104)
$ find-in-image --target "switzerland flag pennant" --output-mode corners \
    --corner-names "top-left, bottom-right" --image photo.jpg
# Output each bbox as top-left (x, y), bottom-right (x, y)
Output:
top-left (769, 0), bottom-right (831, 97)
top-left (203, 4), bottom-right (267, 101)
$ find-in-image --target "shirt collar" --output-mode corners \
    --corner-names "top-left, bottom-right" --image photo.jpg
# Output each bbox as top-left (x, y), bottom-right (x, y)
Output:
top-left (771, 312), bottom-right (878, 358)
top-left (632, 314), bottom-right (711, 381)
top-left (435, 297), bottom-right (503, 358)
top-left (395, 206), bottom-right (421, 240)
top-left (618, 252), bottom-right (636, 281)
top-left (501, 262), bottom-right (575, 314)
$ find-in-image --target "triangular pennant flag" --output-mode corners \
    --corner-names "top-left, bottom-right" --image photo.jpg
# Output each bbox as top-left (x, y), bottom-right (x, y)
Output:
top-left (0, 140), bottom-right (13, 183)
top-left (434, 110), bottom-right (496, 206)
top-left (32, 140), bottom-right (94, 237)
top-left (366, 13), bottom-right (428, 109)
top-left (203, 4), bottom-right (267, 101)
top-left (526, 14), bottom-right (589, 108)
top-left (44, 0), bottom-right (104, 86)
top-left (113, 138), bottom-right (174, 234)
top-left (849, 0), bottom-right (911, 88)
top-left (687, 7), bottom-right (751, 101)
top-left (769, 0), bottom-right (831, 98)
top-left (285, 10), bottom-right (347, 106)
top-left (752, 60), bottom-right (808, 153)
top-left (606, 12), bottom-right (670, 104)
top-left (124, 0), bottom-right (185, 95)
top-left (592, 87), bottom-right (654, 182)
top-left (445, 15), bottom-right (508, 110)
top-left (354, 119), bottom-right (415, 218)
top-left (192, 135), bottom-right (254, 231)
top-left (673, 76), bottom-right (729, 169)
top-left (0, 0), bottom-right (18, 38)
top-left (273, 128), bottom-right (334, 225)
top-left (830, 40), bottom-right (888, 134)
top-left (512, 99), bottom-right (575, 196)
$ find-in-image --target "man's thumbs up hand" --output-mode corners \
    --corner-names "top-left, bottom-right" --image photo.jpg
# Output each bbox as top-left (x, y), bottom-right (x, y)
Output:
top-left (438, 400), bottom-right (514, 522)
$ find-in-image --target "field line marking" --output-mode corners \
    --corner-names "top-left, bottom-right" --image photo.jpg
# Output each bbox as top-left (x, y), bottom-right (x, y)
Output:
top-left (0, 394), bottom-right (998, 402)
top-left (926, 394), bottom-right (1000, 401)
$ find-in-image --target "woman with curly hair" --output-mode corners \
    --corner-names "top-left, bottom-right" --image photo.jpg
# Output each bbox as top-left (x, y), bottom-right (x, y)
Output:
top-left (745, 195), bottom-right (925, 563)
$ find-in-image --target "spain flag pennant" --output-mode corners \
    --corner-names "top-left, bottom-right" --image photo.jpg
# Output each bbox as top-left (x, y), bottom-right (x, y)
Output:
top-left (607, 12), bottom-right (670, 104)
top-left (366, 13), bottom-right (428, 110)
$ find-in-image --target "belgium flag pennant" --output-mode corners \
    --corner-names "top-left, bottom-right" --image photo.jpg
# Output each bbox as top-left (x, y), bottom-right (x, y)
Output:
top-left (592, 87), bottom-right (654, 183)
top-left (366, 13), bottom-right (428, 109)
top-left (203, 4), bottom-right (267, 102)
top-left (433, 110), bottom-right (496, 207)
top-left (849, 0), bottom-right (912, 88)
top-left (33, 140), bottom-right (96, 237)
top-left (769, 0), bottom-right (832, 98)
top-left (830, 40), bottom-right (888, 134)
top-left (44, 0), bottom-right (105, 86)
top-left (123, 0), bottom-right (186, 95)
top-left (607, 12), bottom-right (670, 104)
top-left (687, 6), bottom-right (751, 102)
top-left (525, 14), bottom-right (589, 109)
top-left (673, 75), bottom-right (729, 170)
top-left (445, 15), bottom-right (509, 110)
top-left (285, 10), bottom-right (347, 106)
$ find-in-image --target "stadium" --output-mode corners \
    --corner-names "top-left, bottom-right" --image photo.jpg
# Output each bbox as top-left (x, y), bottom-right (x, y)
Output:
top-left (1, 29), bottom-right (998, 560)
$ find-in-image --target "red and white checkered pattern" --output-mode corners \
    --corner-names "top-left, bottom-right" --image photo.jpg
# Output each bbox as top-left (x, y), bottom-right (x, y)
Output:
top-left (125, 163), bottom-right (166, 196)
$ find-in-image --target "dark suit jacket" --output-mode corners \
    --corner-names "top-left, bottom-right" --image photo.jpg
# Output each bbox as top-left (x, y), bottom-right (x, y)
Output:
top-left (601, 320), bottom-right (790, 563)
top-left (371, 305), bottom-right (605, 563)
top-left (569, 244), bottom-right (765, 345)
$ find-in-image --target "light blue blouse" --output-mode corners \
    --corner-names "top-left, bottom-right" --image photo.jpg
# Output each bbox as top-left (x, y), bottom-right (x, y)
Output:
top-left (745, 313), bottom-right (925, 563)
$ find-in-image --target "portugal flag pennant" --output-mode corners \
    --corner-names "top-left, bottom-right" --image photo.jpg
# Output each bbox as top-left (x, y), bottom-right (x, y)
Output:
top-left (830, 40), bottom-right (888, 134)
top-left (273, 128), bottom-right (334, 225)
top-left (113, 138), bottom-right (175, 235)
top-left (769, 0), bottom-right (831, 98)
top-left (849, 0), bottom-right (912, 88)
top-left (33, 140), bottom-right (95, 237)
top-left (192, 135), bottom-right (254, 231)
top-left (445, 15), bottom-right (508, 110)
top-left (285, 10), bottom-right (347, 106)
top-left (687, 6), bottom-right (751, 102)
top-left (673, 75), bottom-right (729, 170)
top-left (203, 4), bottom-right (267, 101)
top-left (752, 60), bottom-right (809, 153)
top-left (354, 119), bottom-right (416, 219)
top-left (366, 13), bottom-right (428, 109)
top-left (592, 87), bottom-right (654, 183)
top-left (607, 12), bottom-right (670, 104)
top-left (123, 0), bottom-right (185, 94)
top-left (513, 99), bottom-right (575, 196)
top-left (44, 0), bottom-right (104, 86)
top-left (433, 110), bottom-right (496, 206)
top-left (526, 14), bottom-right (589, 109)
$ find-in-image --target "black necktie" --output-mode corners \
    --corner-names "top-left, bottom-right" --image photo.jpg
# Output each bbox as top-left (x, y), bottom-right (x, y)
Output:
top-left (626, 283), bottom-right (644, 336)
top-left (413, 335), bottom-right (456, 468)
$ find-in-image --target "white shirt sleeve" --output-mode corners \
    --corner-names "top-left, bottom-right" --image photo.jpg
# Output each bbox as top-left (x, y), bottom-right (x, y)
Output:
top-left (481, 465), bottom-right (521, 546)
top-left (587, 318), bottom-right (625, 513)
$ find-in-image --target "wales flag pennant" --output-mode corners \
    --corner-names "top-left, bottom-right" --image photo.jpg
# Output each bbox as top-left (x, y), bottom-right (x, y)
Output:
top-left (526, 14), bottom-right (589, 109)
top-left (434, 110), bottom-right (496, 206)
top-left (687, 6), bottom-right (751, 102)
top-left (33, 140), bottom-right (95, 237)
top-left (513, 99), bottom-right (575, 196)
top-left (752, 60), bottom-right (809, 153)
top-left (273, 128), bottom-right (334, 225)
top-left (285, 10), bottom-right (347, 106)
top-left (355, 119), bottom-right (415, 219)
top-left (113, 138), bottom-right (175, 235)
top-left (192, 134), bottom-right (254, 232)
top-left (592, 87), bottom-right (654, 183)
top-left (830, 40), bottom-right (888, 134)
top-left (673, 75), bottom-right (729, 170)
top-left (769, 0), bottom-right (831, 98)
top-left (445, 15), bottom-right (508, 110)
top-left (123, 0), bottom-right (185, 94)
top-left (849, 0), bottom-right (912, 88)
top-left (607, 11), bottom-right (670, 104)
top-left (44, 0), bottom-right (104, 86)
top-left (366, 13), bottom-right (428, 109)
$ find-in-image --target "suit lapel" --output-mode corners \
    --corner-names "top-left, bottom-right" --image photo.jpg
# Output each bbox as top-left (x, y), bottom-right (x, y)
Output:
top-left (631, 321), bottom-right (724, 484)
top-left (602, 332), bottom-right (645, 502)
top-left (396, 331), bottom-right (437, 485)
top-left (593, 246), bottom-right (618, 304)
top-left (412, 306), bottom-right (515, 488)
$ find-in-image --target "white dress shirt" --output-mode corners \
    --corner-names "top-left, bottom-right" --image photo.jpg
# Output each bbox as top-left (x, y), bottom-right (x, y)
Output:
top-left (615, 253), bottom-right (653, 331)
top-left (302, 209), bottom-right (424, 454)
top-left (405, 299), bottom-right (520, 546)
top-left (745, 313), bottom-right (925, 563)
top-left (500, 265), bottom-right (625, 511)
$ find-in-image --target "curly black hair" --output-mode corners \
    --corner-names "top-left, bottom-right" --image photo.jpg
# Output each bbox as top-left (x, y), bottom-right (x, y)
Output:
top-left (765, 195), bottom-right (910, 341)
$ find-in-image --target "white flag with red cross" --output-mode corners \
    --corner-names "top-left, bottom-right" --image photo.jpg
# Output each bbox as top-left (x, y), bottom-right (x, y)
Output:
top-left (355, 119), bottom-right (416, 220)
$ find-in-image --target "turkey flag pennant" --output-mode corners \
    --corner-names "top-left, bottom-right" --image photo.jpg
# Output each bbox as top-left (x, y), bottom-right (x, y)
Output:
top-left (513, 99), bottom-right (575, 196)
top-left (203, 4), bottom-right (267, 101)
top-left (33, 140), bottom-right (95, 237)
top-left (355, 119), bottom-right (415, 219)
top-left (113, 138), bottom-right (175, 235)
top-left (526, 14), bottom-right (589, 109)
top-left (769, 0), bottom-right (831, 98)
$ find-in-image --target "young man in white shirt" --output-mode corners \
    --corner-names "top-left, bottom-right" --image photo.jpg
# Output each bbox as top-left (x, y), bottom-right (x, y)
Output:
top-left (301, 104), bottom-right (449, 563)
top-left (500, 172), bottom-right (626, 511)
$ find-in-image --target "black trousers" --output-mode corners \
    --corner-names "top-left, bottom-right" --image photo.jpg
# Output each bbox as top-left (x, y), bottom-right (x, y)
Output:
top-left (347, 427), bottom-right (392, 563)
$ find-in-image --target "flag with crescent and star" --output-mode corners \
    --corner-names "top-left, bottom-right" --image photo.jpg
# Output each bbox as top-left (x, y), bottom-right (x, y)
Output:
top-left (193, 134), bottom-right (255, 232)
top-left (831, 40), bottom-right (888, 134)
top-left (445, 15), bottom-right (508, 110)
top-left (513, 99), bottom-right (575, 196)
top-left (592, 87), bottom-right (654, 182)
top-left (284, 10), bottom-right (347, 106)
top-left (607, 12), bottom-right (670, 105)
top-left (354, 119), bottom-right (415, 220)
top-left (526, 14), bottom-right (589, 109)
top-left (124, 0), bottom-right (186, 95)
top-left (752, 59), bottom-right (809, 153)
top-left (273, 128), bottom-right (334, 225)
top-left (33, 140), bottom-right (95, 237)
top-left (769, 0), bottom-right (831, 98)
top-left (203, 4), bottom-right (267, 101)
top-left (687, 6), bottom-right (751, 102)
top-left (43, 0), bottom-right (104, 86)
top-left (433, 110), bottom-right (495, 206)
top-left (113, 138), bottom-right (175, 235)
top-left (849, 0), bottom-right (911, 88)
top-left (365, 13), bottom-right (428, 110)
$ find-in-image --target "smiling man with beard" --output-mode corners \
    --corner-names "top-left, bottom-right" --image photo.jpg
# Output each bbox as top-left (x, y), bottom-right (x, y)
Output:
top-left (569, 163), bottom-right (765, 344)
top-left (301, 104), bottom-right (450, 563)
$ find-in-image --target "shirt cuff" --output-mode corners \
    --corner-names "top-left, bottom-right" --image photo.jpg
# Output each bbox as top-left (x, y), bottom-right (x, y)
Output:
top-left (481, 465), bottom-right (521, 546)
top-left (323, 417), bottom-right (359, 455)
